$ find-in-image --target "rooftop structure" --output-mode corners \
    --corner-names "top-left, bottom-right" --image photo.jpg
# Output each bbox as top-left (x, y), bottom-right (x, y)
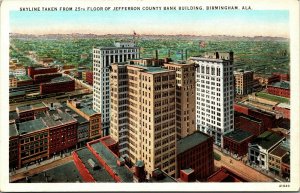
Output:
top-left (16, 75), bottom-right (32, 81)
top-left (207, 166), bottom-right (248, 182)
top-left (224, 129), bottom-right (253, 143)
top-left (177, 131), bottom-right (211, 155)
top-left (9, 123), bottom-right (18, 137)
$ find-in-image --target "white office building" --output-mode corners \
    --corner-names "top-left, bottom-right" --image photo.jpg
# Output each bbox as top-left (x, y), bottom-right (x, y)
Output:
top-left (93, 42), bottom-right (139, 135)
top-left (189, 52), bottom-right (234, 147)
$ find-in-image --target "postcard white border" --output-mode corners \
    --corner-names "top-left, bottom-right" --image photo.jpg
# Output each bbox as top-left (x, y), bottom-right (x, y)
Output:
top-left (0, 0), bottom-right (299, 192)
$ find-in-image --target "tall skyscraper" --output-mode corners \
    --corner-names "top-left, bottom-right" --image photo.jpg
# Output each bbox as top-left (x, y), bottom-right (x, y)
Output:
top-left (110, 59), bottom-right (177, 177)
top-left (190, 52), bottom-right (234, 147)
top-left (164, 62), bottom-right (196, 139)
top-left (93, 42), bottom-right (139, 135)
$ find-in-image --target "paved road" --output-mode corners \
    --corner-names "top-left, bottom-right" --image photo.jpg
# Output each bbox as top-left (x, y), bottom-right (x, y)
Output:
top-left (10, 156), bottom-right (73, 182)
top-left (214, 148), bottom-right (273, 182)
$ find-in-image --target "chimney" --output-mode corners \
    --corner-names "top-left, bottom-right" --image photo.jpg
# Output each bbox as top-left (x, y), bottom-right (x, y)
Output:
top-left (180, 168), bottom-right (195, 182)
top-left (155, 50), bottom-right (158, 61)
top-left (185, 49), bottom-right (188, 60)
top-left (181, 49), bottom-right (184, 61)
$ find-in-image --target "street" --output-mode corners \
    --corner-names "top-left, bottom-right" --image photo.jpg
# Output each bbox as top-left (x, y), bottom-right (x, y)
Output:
top-left (214, 147), bottom-right (273, 182)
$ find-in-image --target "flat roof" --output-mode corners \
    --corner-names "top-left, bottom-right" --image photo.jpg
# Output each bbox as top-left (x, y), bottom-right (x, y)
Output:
top-left (48, 76), bottom-right (72, 83)
top-left (224, 129), bottom-right (253, 143)
top-left (60, 104), bottom-right (88, 124)
top-left (91, 142), bottom-right (133, 182)
top-left (40, 110), bottom-right (76, 128)
top-left (251, 131), bottom-right (284, 150)
top-left (16, 102), bottom-right (47, 113)
top-left (148, 169), bottom-right (177, 182)
top-left (177, 131), bottom-right (211, 155)
top-left (127, 64), bottom-right (173, 74)
top-left (277, 103), bottom-right (290, 109)
top-left (18, 118), bottom-right (48, 135)
top-left (15, 161), bottom-right (83, 183)
top-left (9, 111), bottom-right (18, 121)
top-left (270, 145), bottom-right (288, 158)
top-left (16, 75), bottom-right (32, 81)
top-left (76, 148), bottom-right (115, 182)
top-left (9, 123), bottom-right (18, 137)
top-left (270, 81), bottom-right (290, 89)
top-left (9, 91), bottom-right (26, 97)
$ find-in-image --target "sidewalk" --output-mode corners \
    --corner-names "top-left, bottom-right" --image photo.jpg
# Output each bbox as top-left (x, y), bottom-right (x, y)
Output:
top-left (10, 152), bottom-right (72, 177)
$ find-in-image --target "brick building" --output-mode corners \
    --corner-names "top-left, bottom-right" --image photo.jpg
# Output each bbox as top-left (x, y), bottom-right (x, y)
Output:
top-left (234, 69), bottom-right (254, 95)
top-left (235, 115), bottom-right (265, 137)
top-left (9, 124), bottom-right (19, 169)
top-left (272, 73), bottom-right (290, 81)
top-left (223, 129), bottom-right (254, 157)
top-left (234, 103), bottom-right (275, 132)
top-left (27, 66), bottom-right (57, 79)
top-left (33, 73), bottom-right (62, 84)
top-left (40, 76), bottom-right (75, 95)
top-left (67, 95), bottom-right (102, 140)
top-left (267, 81), bottom-right (290, 98)
top-left (16, 102), bottom-right (49, 122)
top-left (274, 103), bottom-right (290, 119)
top-left (16, 75), bottom-right (33, 87)
top-left (281, 154), bottom-right (290, 179)
top-left (207, 166), bottom-right (248, 182)
top-left (176, 131), bottom-right (214, 181)
top-left (82, 71), bottom-right (93, 85)
top-left (18, 118), bottom-right (49, 168)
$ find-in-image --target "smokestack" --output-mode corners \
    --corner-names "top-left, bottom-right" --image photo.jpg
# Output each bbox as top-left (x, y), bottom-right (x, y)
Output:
top-left (168, 50), bottom-right (171, 58)
top-left (181, 49), bottom-right (184, 61)
top-left (155, 50), bottom-right (158, 61)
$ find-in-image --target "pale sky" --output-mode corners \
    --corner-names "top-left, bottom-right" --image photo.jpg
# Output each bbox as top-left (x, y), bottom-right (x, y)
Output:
top-left (10, 10), bottom-right (289, 37)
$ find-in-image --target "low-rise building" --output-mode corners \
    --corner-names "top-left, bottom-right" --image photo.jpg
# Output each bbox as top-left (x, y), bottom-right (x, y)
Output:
top-left (40, 76), bottom-right (75, 95)
top-left (18, 118), bottom-right (49, 168)
top-left (248, 131), bottom-right (284, 170)
top-left (268, 145), bottom-right (289, 176)
top-left (223, 129), bottom-right (254, 157)
top-left (9, 75), bottom-right (17, 88)
top-left (67, 96), bottom-right (102, 139)
top-left (274, 103), bottom-right (290, 119)
top-left (267, 81), bottom-right (290, 98)
top-left (9, 124), bottom-right (19, 169)
top-left (16, 75), bottom-right (33, 87)
top-left (207, 166), bottom-right (248, 182)
top-left (176, 131), bottom-right (214, 181)
top-left (16, 102), bottom-right (49, 122)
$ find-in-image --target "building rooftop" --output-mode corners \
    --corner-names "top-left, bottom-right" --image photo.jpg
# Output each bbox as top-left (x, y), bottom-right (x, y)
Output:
top-left (148, 168), bottom-right (177, 182)
top-left (15, 161), bottom-right (83, 183)
top-left (128, 64), bottom-right (172, 74)
top-left (48, 76), bottom-right (72, 83)
top-left (9, 111), bottom-right (18, 121)
top-left (224, 129), bottom-right (253, 143)
top-left (9, 91), bottom-right (26, 98)
top-left (39, 110), bottom-right (77, 128)
top-left (9, 123), bottom-right (18, 137)
top-left (207, 167), bottom-right (247, 182)
top-left (177, 131), bottom-right (211, 155)
top-left (277, 103), bottom-right (290, 109)
top-left (270, 81), bottom-right (290, 89)
top-left (270, 145), bottom-right (289, 158)
top-left (16, 102), bottom-right (47, 113)
top-left (16, 75), bottom-right (32, 81)
top-left (59, 103), bottom-right (88, 125)
top-left (76, 148), bottom-right (115, 182)
top-left (251, 131), bottom-right (284, 150)
top-left (18, 118), bottom-right (48, 135)
top-left (91, 142), bottom-right (133, 182)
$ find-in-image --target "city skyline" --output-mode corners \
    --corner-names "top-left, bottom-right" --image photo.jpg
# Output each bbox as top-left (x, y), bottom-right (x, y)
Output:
top-left (10, 10), bottom-right (289, 38)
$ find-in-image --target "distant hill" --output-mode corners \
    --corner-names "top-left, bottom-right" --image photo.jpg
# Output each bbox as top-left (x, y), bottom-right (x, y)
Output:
top-left (10, 33), bottom-right (289, 41)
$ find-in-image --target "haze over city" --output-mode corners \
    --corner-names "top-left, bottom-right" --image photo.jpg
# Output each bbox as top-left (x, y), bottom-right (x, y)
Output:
top-left (10, 10), bottom-right (289, 37)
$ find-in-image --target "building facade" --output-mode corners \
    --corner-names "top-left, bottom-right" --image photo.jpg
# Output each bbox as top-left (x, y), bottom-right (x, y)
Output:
top-left (110, 60), bottom-right (177, 177)
top-left (39, 76), bottom-right (75, 95)
top-left (267, 81), bottom-right (290, 98)
top-left (93, 42), bottom-right (139, 135)
top-left (164, 62), bottom-right (196, 139)
top-left (190, 52), bottom-right (234, 147)
top-left (234, 69), bottom-right (254, 95)
top-left (248, 131), bottom-right (284, 170)
top-left (176, 131), bottom-right (214, 181)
